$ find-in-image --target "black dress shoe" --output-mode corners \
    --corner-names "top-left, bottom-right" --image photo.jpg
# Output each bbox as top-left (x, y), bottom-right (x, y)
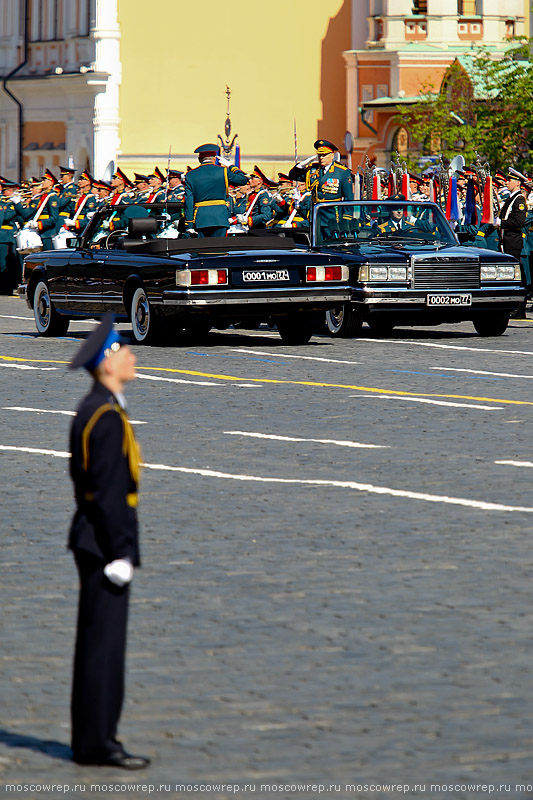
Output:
top-left (74, 751), bottom-right (150, 769)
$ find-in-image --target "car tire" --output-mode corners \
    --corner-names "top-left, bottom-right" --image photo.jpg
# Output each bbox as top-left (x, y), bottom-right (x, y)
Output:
top-left (325, 305), bottom-right (363, 337)
top-left (33, 280), bottom-right (70, 337)
top-left (277, 314), bottom-right (314, 345)
top-left (472, 313), bottom-right (510, 337)
top-left (130, 286), bottom-right (161, 344)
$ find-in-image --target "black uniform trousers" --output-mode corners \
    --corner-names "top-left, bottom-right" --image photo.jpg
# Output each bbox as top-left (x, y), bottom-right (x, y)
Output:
top-left (71, 550), bottom-right (129, 760)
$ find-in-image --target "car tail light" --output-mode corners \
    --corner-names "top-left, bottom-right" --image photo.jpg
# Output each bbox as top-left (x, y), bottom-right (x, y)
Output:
top-left (176, 268), bottom-right (228, 286)
top-left (306, 265), bottom-right (348, 282)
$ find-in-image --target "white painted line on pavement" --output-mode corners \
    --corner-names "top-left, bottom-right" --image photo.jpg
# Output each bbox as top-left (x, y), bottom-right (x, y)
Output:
top-left (0, 445), bottom-right (69, 457)
top-left (358, 338), bottom-right (533, 357)
top-left (1, 443), bottom-right (531, 513)
top-left (432, 366), bottom-right (533, 379)
top-left (495, 460), bottom-right (533, 468)
top-left (224, 430), bottom-right (388, 449)
top-left (136, 373), bottom-right (221, 387)
top-left (351, 393), bottom-right (502, 410)
top-left (0, 363), bottom-right (58, 371)
top-left (230, 348), bottom-right (360, 365)
top-left (3, 406), bottom-right (146, 424)
top-left (0, 314), bottom-right (34, 321)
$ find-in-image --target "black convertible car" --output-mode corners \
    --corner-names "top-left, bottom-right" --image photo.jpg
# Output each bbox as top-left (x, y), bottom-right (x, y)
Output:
top-left (17, 203), bottom-right (351, 345)
top-left (309, 201), bottom-right (525, 338)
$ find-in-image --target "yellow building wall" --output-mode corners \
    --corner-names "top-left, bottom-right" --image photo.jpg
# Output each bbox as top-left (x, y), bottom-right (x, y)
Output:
top-left (117, 0), bottom-right (350, 179)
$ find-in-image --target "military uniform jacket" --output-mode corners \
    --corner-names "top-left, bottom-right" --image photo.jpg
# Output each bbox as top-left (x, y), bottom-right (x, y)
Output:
top-left (244, 188), bottom-right (273, 228)
top-left (0, 198), bottom-right (24, 243)
top-left (57, 182), bottom-right (78, 221)
top-left (500, 190), bottom-right (527, 254)
top-left (289, 161), bottom-right (354, 204)
top-left (72, 192), bottom-right (97, 232)
top-left (184, 163), bottom-right (248, 230)
top-left (68, 381), bottom-right (141, 566)
top-left (19, 192), bottom-right (59, 240)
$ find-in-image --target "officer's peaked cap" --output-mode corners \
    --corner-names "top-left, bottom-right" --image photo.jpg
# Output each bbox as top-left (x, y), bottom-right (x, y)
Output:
top-left (70, 313), bottom-right (126, 372)
top-left (314, 139), bottom-right (338, 154)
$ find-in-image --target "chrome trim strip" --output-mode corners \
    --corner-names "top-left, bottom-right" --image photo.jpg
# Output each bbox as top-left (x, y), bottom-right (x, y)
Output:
top-left (162, 286), bottom-right (351, 306)
top-left (360, 294), bottom-right (523, 305)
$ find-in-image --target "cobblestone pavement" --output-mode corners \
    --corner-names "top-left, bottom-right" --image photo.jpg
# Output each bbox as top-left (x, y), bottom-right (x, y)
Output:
top-left (1, 295), bottom-right (533, 800)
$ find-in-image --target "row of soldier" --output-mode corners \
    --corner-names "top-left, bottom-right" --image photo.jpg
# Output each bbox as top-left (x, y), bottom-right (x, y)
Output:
top-left (2, 137), bottom-right (533, 291)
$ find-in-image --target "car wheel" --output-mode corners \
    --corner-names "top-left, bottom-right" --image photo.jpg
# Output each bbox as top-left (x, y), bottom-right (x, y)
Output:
top-left (472, 313), bottom-right (510, 337)
top-left (367, 318), bottom-right (395, 337)
top-left (277, 314), bottom-right (314, 345)
top-left (130, 286), bottom-right (160, 344)
top-left (33, 280), bottom-right (70, 337)
top-left (325, 304), bottom-right (363, 337)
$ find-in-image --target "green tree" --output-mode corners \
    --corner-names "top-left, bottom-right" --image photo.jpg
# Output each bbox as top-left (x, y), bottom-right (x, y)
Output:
top-left (395, 41), bottom-right (533, 173)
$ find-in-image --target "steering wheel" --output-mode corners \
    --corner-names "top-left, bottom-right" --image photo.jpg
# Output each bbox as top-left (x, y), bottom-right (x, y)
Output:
top-left (104, 229), bottom-right (125, 249)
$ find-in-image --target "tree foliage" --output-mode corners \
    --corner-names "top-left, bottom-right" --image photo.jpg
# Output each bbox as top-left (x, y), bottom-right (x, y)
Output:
top-left (395, 40), bottom-right (533, 173)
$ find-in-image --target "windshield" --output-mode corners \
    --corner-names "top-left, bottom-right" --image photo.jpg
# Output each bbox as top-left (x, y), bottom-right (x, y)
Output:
top-left (313, 201), bottom-right (457, 248)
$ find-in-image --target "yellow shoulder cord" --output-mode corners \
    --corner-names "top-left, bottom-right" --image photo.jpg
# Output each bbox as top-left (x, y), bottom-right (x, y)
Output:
top-left (81, 402), bottom-right (142, 486)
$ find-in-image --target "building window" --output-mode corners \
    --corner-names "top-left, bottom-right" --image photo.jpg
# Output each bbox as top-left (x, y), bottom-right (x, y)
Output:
top-left (362, 86), bottom-right (374, 125)
top-left (405, 19), bottom-right (428, 40)
top-left (506, 20), bottom-right (515, 37)
top-left (375, 18), bottom-right (384, 41)
top-left (458, 0), bottom-right (477, 14)
top-left (412, 0), bottom-right (427, 14)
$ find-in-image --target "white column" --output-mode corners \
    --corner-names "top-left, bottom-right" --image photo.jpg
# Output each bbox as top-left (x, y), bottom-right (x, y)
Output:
top-left (91, 0), bottom-right (120, 178)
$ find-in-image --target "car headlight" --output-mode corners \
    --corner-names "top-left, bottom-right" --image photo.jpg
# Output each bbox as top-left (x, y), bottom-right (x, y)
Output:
top-left (388, 267), bottom-right (407, 280)
top-left (360, 266), bottom-right (408, 281)
top-left (481, 264), bottom-right (521, 281)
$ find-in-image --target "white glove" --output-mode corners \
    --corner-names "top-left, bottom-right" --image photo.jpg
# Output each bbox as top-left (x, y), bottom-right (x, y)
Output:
top-left (236, 214), bottom-right (248, 225)
top-left (185, 227), bottom-right (196, 235)
top-left (104, 558), bottom-right (133, 587)
top-left (64, 218), bottom-right (75, 227)
top-left (296, 155), bottom-right (315, 169)
top-left (24, 220), bottom-right (38, 230)
top-left (100, 220), bottom-right (111, 231)
top-left (494, 217), bottom-right (501, 227)
top-left (218, 156), bottom-right (232, 167)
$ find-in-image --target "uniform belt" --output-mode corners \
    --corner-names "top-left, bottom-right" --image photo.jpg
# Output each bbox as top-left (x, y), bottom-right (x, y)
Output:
top-left (84, 491), bottom-right (138, 508)
top-left (39, 214), bottom-right (50, 219)
top-left (1, 225), bottom-right (14, 230)
top-left (194, 200), bottom-right (227, 208)
top-left (59, 211), bottom-right (69, 216)
top-left (476, 232), bottom-right (485, 237)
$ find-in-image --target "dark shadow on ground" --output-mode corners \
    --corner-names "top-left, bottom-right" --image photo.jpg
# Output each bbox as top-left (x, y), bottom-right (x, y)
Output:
top-left (0, 728), bottom-right (71, 761)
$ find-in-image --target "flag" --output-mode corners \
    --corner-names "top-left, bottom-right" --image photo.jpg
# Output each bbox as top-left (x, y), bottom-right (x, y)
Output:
top-left (234, 144), bottom-right (240, 168)
top-left (464, 178), bottom-right (477, 225)
top-left (446, 175), bottom-right (460, 222)
top-left (481, 176), bottom-right (494, 224)
top-left (372, 172), bottom-right (380, 200)
top-left (401, 172), bottom-right (410, 200)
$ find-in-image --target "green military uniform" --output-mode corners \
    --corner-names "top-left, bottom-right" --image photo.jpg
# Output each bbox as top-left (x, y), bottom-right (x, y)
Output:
top-left (72, 191), bottom-right (98, 233)
top-left (19, 191), bottom-right (59, 251)
top-left (184, 144), bottom-right (248, 237)
top-left (289, 139), bottom-right (354, 239)
top-left (57, 181), bottom-right (78, 227)
top-left (0, 187), bottom-right (25, 293)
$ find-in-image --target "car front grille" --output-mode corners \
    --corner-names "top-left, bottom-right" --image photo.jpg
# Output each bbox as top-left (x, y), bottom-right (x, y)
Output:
top-left (412, 256), bottom-right (480, 290)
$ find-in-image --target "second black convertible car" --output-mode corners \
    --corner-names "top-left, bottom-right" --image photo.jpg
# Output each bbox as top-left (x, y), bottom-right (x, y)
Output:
top-left (310, 200), bottom-right (525, 338)
top-left (18, 203), bottom-right (351, 345)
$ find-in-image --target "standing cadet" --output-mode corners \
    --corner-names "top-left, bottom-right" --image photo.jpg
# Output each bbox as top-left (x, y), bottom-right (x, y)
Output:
top-left (168, 170), bottom-right (185, 202)
top-left (234, 166), bottom-right (273, 229)
top-left (496, 168), bottom-right (529, 314)
top-left (19, 169), bottom-right (60, 250)
top-left (132, 174), bottom-right (151, 204)
top-left (0, 179), bottom-right (24, 293)
top-left (63, 171), bottom-right (97, 234)
top-left (289, 139), bottom-right (354, 238)
top-left (184, 143), bottom-right (248, 237)
top-left (57, 166), bottom-right (78, 228)
top-left (68, 314), bottom-right (149, 770)
top-left (147, 168), bottom-right (166, 203)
